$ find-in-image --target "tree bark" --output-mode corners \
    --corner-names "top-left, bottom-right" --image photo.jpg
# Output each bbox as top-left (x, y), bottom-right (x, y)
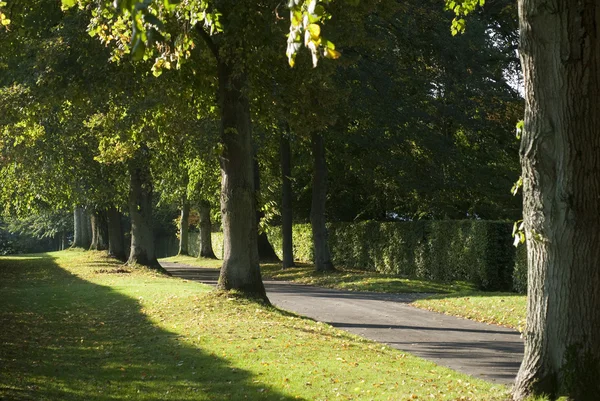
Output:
top-left (198, 200), bottom-right (216, 259)
top-left (216, 61), bottom-right (267, 301)
top-left (72, 207), bottom-right (83, 248)
top-left (72, 206), bottom-right (91, 249)
top-left (90, 210), bottom-right (108, 251)
top-left (254, 158), bottom-right (280, 262)
top-left (280, 130), bottom-right (295, 268)
top-left (127, 145), bottom-right (160, 269)
top-left (513, 1), bottom-right (600, 400)
top-left (107, 206), bottom-right (126, 261)
top-left (310, 133), bottom-right (335, 272)
top-left (178, 197), bottom-right (190, 256)
top-left (83, 208), bottom-right (93, 247)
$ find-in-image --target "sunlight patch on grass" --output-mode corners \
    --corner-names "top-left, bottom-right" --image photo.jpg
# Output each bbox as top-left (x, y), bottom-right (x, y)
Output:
top-left (0, 250), bottom-right (511, 400)
top-left (412, 292), bottom-right (526, 330)
top-left (260, 263), bottom-right (475, 294)
top-left (159, 254), bottom-right (223, 269)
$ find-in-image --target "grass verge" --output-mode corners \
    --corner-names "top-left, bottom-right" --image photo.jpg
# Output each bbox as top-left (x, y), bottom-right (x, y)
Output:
top-left (412, 292), bottom-right (526, 331)
top-left (0, 250), bottom-right (510, 400)
top-left (159, 255), bottom-right (526, 329)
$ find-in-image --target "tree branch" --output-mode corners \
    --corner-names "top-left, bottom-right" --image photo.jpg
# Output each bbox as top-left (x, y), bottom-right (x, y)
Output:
top-left (195, 24), bottom-right (220, 62)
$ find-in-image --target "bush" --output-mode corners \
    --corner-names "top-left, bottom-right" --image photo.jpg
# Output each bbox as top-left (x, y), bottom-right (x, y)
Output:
top-left (268, 220), bottom-right (523, 292)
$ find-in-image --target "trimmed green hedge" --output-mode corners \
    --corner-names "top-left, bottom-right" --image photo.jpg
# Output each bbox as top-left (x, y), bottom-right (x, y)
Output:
top-left (159, 220), bottom-right (527, 293)
top-left (267, 221), bottom-right (523, 292)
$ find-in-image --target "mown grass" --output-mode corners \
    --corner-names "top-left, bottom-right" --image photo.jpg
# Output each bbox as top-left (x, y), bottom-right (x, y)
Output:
top-left (160, 254), bottom-right (223, 269)
top-left (161, 255), bottom-right (475, 294)
top-left (0, 250), bottom-right (511, 400)
top-left (159, 255), bottom-right (527, 329)
top-left (412, 292), bottom-right (527, 331)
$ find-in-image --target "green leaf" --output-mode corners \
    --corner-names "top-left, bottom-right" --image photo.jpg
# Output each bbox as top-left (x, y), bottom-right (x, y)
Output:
top-left (61, 0), bottom-right (77, 10)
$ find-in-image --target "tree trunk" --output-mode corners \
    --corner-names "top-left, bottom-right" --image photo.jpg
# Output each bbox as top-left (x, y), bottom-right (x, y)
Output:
top-left (127, 145), bottom-right (160, 269)
top-left (107, 206), bottom-right (126, 261)
top-left (280, 130), bottom-right (295, 268)
top-left (254, 158), bottom-right (280, 262)
top-left (72, 206), bottom-right (92, 249)
top-left (178, 198), bottom-right (190, 256)
top-left (61, 231), bottom-right (66, 250)
top-left (513, 1), bottom-right (600, 400)
top-left (90, 210), bottom-right (108, 251)
top-left (90, 212), bottom-right (98, 250)
top-left (72, 207), bottom-right (83, 248)
top-left (198, 200), bottom-right (216, 259)
top-left (83, 208), bottom-right (93, 247)
top-left (310, 133), bottom-right (335, 272)
top-left (216, 61), bottom-right (267, 300)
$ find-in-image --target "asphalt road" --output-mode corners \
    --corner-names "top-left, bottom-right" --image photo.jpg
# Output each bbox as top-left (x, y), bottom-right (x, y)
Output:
top-left (160, 262), bottom-right (524, 385)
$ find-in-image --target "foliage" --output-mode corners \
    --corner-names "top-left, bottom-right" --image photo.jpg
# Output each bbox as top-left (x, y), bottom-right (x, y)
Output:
top-left (512, 244), bottom-right (528, 294)
top-left (267, 221), bottom-right (521, 291)
top-left (0, 219), bottom-right (57, 255)
top-left (0, 250), bottom-right (510, 400)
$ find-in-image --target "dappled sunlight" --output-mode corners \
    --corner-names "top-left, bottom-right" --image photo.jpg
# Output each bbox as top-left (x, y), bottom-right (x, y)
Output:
top-left (1, 251), bottom-right (511, 400)
top-left (260, 262), bottom-right (476, 294)
top-left (0, 252), bottom-right (306, 401)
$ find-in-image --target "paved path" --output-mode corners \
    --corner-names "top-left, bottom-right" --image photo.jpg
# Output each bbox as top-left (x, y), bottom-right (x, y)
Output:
top-left (160, 262), bottom-right (524, 385)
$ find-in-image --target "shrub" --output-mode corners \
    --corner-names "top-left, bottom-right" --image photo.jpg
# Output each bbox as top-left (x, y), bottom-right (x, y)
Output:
top-left (268, 220), bottom-right (522, 292)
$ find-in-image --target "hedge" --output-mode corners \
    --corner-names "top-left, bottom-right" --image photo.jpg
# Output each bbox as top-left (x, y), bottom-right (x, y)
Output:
top-left (158, 220), bottom-right (527, 293)
top-left (266, 221), bottom-right (524, 292)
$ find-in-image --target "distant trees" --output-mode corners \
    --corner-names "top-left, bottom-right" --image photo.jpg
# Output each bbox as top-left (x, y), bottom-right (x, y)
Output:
top-left (2, 0), bottom-right (522, 304)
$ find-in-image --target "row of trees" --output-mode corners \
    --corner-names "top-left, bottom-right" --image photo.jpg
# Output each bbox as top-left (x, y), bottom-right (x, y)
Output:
top-left (7, 0), bottom-right (595, 399)
top-left (0, 0), bottom-right (522, 276)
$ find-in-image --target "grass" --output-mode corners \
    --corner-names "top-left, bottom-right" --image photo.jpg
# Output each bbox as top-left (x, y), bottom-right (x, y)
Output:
top-left (160, 254), bottom-right (223, 269)
top-left (159, 255), bottom-right (527, 329)
top-left (412, 292), bottom-right (527, 331)
top-left (161, 255), bottom-right (475, 294)
top-left (0, 250), bottom-right (511, 400)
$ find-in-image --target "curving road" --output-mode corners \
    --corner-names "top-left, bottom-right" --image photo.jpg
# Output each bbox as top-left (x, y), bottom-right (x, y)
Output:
top-left (160, 262), bottom-right (524, 385)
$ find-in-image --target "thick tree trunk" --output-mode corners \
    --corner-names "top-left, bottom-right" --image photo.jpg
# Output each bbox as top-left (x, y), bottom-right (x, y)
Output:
top-left (216, 61), bottom-right (267, 300)
top-left (178, 198), bottom-right (190, 256)
top-left (254, 158), bottom-right (280, 262)
top-left (83, 209), bottom-right (93, 247)
top-left (61, 231), bottom-right (66, 250)
top-left (513, 2), bottom-right (600, 400)
top-left (90, 210), bottom-right (108, 251)
top-left (107, 206), bottom-right (126, 261)
top-left (280, 130), bottom-right (295, 268)
top-left (72, 207), bottom-right (82, 248)
top-left (310, 133), bottom-right (335, 272)
top-left (72, 206), bottom-right (91, 249)
top-left (127, 146), bottom-right (160, 269)
top-left (198, 200), bottom-right (216, 259)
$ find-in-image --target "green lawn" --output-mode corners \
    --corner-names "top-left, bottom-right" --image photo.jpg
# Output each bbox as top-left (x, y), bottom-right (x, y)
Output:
top-left (159, 255), bottom-right (527, 330)
top-left (0, 250), bottom-right (511, 400)
top-left (412, 292), bottom-right (527, 331)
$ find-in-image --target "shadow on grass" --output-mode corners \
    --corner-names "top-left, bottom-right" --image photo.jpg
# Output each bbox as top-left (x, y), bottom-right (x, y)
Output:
top-left (259, 262), bottom-right (474, 294)
top-left (0, 254), bottom-right (304, 401)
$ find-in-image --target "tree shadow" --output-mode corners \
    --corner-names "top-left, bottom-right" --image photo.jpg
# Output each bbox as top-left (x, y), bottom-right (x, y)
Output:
top-left (0, 254), bottom-right (305, 401)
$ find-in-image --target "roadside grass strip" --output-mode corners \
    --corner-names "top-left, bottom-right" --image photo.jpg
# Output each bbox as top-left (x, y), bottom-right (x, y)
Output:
top-left (412, 292), bottom-right (526, 331)
top-left (0, 250), bottom-right (511, 400)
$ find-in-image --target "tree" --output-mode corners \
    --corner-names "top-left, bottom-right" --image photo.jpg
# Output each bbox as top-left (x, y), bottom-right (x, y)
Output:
top-left (511, 2), bottom-right (600, 400)
top-left (447, 0), bottom-right (600, 399)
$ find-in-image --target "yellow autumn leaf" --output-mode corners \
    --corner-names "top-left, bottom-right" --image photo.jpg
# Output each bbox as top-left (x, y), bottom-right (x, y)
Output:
top-left (324, 48), bottom-right (341, 60)
top-left (307, 23), bottom-right (320, 40)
